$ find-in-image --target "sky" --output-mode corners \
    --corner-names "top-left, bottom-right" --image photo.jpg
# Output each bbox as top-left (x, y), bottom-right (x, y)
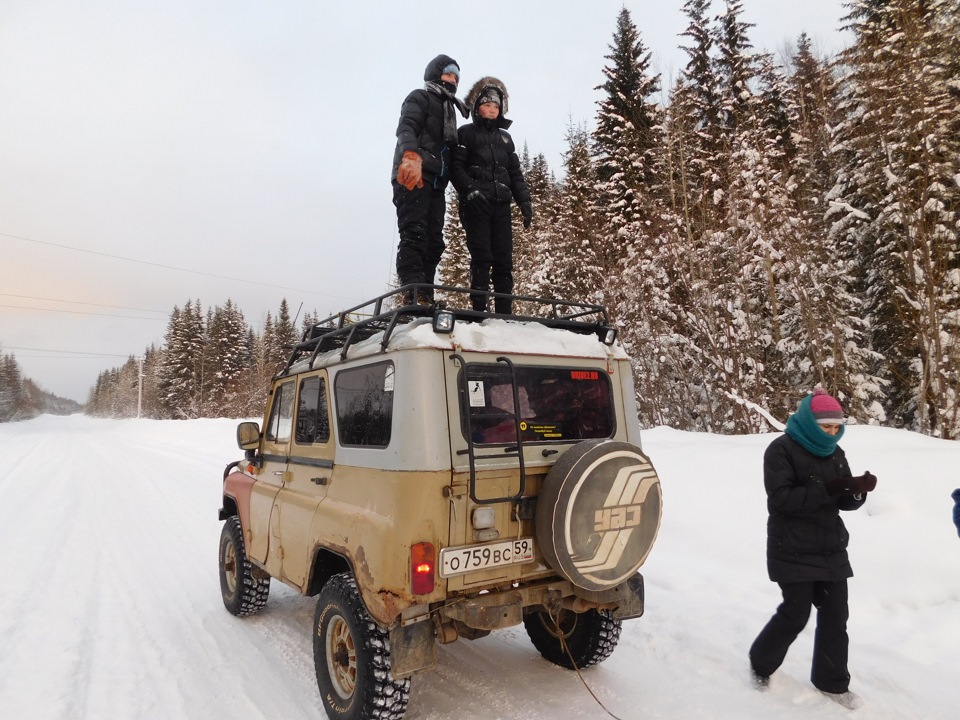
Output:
top-left (0, 414), bottom-right (956, 719)
top-left (0, 0), bottom-right (854, 402)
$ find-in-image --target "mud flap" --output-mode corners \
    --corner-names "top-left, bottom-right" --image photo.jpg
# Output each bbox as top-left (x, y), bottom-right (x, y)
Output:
top-left (572, 573), bottom-right (645, 619)
top-left (389, 619), bottom-right (436, 679)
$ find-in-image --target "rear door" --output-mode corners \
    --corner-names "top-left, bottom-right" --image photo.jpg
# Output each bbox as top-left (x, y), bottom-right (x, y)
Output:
top-left (442, 355), bottom-right (618, 591)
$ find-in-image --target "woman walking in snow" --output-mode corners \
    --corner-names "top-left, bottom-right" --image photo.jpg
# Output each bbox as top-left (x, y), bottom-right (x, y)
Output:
top-left (749, 389), bottom-right (877, 710)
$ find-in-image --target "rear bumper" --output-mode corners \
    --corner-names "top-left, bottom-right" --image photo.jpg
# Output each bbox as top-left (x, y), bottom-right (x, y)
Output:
top-left (389, 573), bottom-right (644, 678)
top-left (440, 573), bottom-right (645, 631)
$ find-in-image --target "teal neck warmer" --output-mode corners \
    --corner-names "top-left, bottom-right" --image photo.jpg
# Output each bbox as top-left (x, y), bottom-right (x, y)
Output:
top-left (784, 394), bottom-right (844, 457)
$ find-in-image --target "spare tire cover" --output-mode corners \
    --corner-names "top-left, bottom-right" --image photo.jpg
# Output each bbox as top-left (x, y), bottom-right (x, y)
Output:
top-left (536, 440), bottom-right (662, 591)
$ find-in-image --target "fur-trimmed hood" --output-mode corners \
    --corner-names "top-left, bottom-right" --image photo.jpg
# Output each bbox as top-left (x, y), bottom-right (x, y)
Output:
top-left (465, 76), bottom-right (509, 116)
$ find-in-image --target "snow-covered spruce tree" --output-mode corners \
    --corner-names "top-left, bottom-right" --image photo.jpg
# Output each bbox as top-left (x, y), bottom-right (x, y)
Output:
top-left (203, 300), bottom-right (249, 417)
top-left (776, 37), bottom-right (886, 421)
top-left (592, 7), bottom-right (663, 280)
top-left (535, 121), bottom-right (604, 305)
top-left (157, 300), bottom-right (206, 419)
top-left (514, 150), bottom-right (561, 316)
top-left (829, 0), bottom-right (960, 436)
top-left (673, 0), bottom-right (724, 238)
top-left (0, 352), bottom-right (28, 422)
top-left (437, 187), bottom-right (470, 304)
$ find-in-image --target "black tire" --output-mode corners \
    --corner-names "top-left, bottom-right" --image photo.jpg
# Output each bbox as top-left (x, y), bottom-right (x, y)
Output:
top-left (218, 516), bottom-right (270, 617)
top-left (313, 572), bottom-right (411, 720)
top-left (523, 607), bottom-right (622, 670)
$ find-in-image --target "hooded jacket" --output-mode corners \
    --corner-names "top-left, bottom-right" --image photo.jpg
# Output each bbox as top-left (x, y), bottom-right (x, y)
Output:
top-left (450, 77), bottom-right (530, 206)
top-left (392, 54), bottom-right (467, 187)
top-left (762, 423), bottom-right (865, 583)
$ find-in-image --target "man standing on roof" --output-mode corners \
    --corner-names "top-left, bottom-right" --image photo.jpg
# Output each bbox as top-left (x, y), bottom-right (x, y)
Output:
top-left (392, 54), bottom-right (469, 306)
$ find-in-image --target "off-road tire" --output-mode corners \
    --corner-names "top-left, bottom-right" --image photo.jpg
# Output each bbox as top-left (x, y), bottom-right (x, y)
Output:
top-left (218, 516), bottom-right (270, 617)
top-left (523, 608), bottom-right (622, 670)
top-left (313, 572), bottom-right (411, 720)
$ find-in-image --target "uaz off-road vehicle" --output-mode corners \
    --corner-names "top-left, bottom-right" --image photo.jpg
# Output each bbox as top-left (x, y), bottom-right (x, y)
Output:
top-left (218, 285), bottom-right (662, 720)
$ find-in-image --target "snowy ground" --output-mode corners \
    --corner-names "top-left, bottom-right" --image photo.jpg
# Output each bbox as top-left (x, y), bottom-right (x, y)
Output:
top-left (1, 415), bottom-right (957, 719)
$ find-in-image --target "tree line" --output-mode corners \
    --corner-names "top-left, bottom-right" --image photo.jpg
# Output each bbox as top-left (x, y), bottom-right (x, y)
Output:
top-left (85, 0), bottom-right (958, 438)
top-left (440, 0), bottom-right (958, 438)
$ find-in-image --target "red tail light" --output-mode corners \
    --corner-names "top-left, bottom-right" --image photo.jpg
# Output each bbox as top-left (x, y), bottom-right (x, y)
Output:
top-left (411, 542), bottom-right (435, 595)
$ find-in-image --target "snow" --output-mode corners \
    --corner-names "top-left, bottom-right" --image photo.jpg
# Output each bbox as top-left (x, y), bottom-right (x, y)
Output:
top-left (290, 316), bottom-right (627, 377)
top-left (1, 415), bottom-right (957, 719)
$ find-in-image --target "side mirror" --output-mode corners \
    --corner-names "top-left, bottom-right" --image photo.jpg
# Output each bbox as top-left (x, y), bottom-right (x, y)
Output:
top-left (236, 421), bottom-right (261, 451)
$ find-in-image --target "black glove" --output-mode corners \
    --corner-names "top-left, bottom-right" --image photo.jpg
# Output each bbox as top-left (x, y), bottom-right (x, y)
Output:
top-left (466, 190), bottom-right (489, 211)
top-left (825, 471), bottom-right (877, 497)
top-left (520, 201), bottom-right (533, 229)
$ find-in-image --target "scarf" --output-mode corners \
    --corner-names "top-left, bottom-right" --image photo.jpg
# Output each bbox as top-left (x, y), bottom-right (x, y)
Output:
top-left (424, 81), bottom-right (469, 144)
top-left (784, 394), bottom-right (845, 457)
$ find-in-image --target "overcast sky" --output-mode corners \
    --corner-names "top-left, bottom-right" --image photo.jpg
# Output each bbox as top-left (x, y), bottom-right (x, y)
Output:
top-left (1, 0), bottom-right (852, 403)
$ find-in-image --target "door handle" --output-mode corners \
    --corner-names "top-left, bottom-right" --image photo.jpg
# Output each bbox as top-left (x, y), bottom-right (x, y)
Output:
top-left (273, 471), bottom-right (285, 476)
top-left (311, 477), bottom-right (328, 485)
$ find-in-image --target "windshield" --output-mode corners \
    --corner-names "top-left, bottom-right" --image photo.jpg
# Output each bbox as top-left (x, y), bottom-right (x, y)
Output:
top-left (460, 364), bottom-right (615, 445)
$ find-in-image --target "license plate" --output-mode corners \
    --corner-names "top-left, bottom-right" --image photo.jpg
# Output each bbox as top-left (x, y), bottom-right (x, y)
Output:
top-left (439, 538), bottom-right (535, 578)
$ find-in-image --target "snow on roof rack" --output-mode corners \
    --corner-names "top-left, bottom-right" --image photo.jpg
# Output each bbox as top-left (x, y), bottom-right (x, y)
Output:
top-left (277, 284), bottom-right (615, 376)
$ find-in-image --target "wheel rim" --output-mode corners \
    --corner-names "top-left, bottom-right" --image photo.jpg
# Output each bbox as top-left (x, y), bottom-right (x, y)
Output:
top-left (223, 538), bottom-right (238, 594)
top-left (325, 613), bottom-right (357, 699)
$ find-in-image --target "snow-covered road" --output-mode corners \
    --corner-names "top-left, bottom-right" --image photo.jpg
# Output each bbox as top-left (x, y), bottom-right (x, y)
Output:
top-left (1, 415), bottom-right (957, 719)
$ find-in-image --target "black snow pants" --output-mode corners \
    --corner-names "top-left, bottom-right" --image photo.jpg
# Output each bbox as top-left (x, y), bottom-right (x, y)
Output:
top-left (461, 200), bottom-right (513, 314)
top-left (394, 181), bottom-right (447, 294)
top-left (749, 579), bottom-right (851, 693)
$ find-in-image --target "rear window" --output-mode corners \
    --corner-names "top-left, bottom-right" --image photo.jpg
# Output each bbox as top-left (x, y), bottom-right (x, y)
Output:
top-left (460, 365), bottom-right (614, 445)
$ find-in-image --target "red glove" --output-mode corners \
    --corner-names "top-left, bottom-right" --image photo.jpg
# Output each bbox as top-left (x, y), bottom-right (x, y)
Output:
top-left (396, 151), bottom-right (423, 190)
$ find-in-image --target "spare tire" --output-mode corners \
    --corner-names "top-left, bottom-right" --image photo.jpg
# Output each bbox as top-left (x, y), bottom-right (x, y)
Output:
top-left (536, 440), bottom-right (662, 591)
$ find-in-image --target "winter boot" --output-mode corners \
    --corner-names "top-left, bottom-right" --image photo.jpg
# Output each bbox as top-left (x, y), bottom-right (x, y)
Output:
top-left (750, 667), bottom-right (770, 691)
top-left (821, 690), bottom-right (863, 710)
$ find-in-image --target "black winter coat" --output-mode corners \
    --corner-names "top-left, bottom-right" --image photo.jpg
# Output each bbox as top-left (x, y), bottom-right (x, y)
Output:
top-left (450, 118), bottom-right (530, 206)
top-left (393, 89), bottom-right (453, 187)
top-left (763, 434), bottom-right (866, 583)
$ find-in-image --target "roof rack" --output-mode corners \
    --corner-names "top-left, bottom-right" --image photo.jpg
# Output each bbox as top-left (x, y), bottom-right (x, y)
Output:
top-left (277, 284), bottom-right (615, 376)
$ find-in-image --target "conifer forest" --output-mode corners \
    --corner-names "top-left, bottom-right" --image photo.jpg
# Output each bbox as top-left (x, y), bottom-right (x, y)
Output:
top-left (72, 1), bottom-right (959, 437)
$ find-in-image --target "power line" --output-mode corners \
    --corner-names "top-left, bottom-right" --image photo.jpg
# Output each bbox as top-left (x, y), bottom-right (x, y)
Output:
top-left (1, 230), bottom-right (358, 301)
top-left (0, 303), bottom-right (164, 320)
top-left (2, 345), bottom-right (132, 358)
top-left (0, 292), bottom-right (167, 314)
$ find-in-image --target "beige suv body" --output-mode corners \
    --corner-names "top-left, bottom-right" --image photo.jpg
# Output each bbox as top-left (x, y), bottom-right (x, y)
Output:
top-left (218, 287), bottom-right (662, 720)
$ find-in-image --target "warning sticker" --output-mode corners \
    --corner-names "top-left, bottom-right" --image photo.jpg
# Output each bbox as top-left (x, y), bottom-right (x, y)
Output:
top-left (468, 381), bottom-right (486, 408)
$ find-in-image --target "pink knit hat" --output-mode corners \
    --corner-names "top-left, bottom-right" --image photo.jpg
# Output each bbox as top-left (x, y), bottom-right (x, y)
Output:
top-left (810, 388), bottom-right (844, 425)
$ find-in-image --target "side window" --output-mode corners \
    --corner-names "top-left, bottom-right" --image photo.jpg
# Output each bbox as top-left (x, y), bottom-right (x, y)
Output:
top-left (265, 381), bottom-right (295, 444)
top-left (334, 362), bottom-right (395, 448)
top-left (295, 375), bottom-right (330, 445)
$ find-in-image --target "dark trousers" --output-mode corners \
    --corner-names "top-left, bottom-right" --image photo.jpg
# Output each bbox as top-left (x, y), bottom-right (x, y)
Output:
top-left (749, 580), bottom-right (850, 693)
top-left (461, 201), bottom-right (514, 313)
top-left (394, 181), bottom-right (447, 291)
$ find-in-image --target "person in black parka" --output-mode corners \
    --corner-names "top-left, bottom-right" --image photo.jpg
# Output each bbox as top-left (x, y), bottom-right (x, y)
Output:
top-left (952, 488), bottom-right (960, 539)
top-left (450, 77), bottom-right (531, 315)
top-left (749, 389), bottom-right (877, 709)
top-left (392, 54), bottom-right (469, 304)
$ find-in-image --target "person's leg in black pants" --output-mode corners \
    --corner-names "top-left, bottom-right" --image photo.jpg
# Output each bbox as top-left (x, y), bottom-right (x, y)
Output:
top-left (462, 204), bottom-right (493, 312)
top-left (810, 579), bottom-right (850, 693)
top-left (489, 203), bottom-right (514, 314)
top-left (749, 581), bottom-right (815, 679)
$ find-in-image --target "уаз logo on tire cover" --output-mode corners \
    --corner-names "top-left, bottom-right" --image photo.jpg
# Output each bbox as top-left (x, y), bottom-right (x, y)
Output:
top-left (537, 441), bottom-right (662, 591)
